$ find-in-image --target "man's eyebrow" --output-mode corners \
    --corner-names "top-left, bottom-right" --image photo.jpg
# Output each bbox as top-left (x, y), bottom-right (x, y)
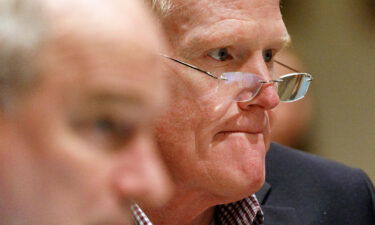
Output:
top-left (89, 93), bottom-right (144, 106)
top-left (183, 26), bottom-right (292, 59)
top-left (81, 93), bottom-right (151, 122)
top-left (182, 23), bottom-right (247, 58)
top-left (183, 20), bottom-right (291, 58)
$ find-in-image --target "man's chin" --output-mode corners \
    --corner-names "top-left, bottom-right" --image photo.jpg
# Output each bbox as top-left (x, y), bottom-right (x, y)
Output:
top-left (208, 161), bottom-right (266, 204)
top-left (234, 167), bottom-right (265, 200)
top-left (214, 178), bottom-right (265, 205)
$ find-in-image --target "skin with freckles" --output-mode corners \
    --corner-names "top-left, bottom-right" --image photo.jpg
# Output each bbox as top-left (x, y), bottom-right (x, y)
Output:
top-left (0, 0), bottom-right (171, 224)
top-left (143, 0), bottom-right (289, 224)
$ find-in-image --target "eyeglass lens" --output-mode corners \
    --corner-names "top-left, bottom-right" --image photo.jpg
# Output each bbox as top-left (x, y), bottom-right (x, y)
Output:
top-left (220, 72), bottom-right (311, 103)
top-left (278, 73), bottom-right (311, 102)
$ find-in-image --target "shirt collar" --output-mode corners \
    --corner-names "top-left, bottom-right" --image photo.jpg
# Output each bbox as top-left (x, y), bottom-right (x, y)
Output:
top-left (215, 194), bottom-right (264, 225)
top-left (132, 194), bottom-right (264, 225)
top-left (131, 204), bottom-right (153, 225)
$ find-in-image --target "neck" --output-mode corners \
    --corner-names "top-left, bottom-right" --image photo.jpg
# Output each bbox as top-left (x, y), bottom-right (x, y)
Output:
top-left (141, 187), bottom-right (220, 225)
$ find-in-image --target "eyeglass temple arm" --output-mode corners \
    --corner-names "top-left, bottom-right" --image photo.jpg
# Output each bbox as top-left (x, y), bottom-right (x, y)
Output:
top-left (274, 59), bottom-right (313, 81)
top-left (274, 59), bottom-right (300, 73)
top-left (161, 55), bottom-right (312, 82)
top-left (161, 55), bottom-right (220, 79)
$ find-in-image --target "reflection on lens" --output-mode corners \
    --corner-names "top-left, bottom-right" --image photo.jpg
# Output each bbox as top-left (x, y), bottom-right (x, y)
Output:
top-left (278, 73), bottom-right (311, 102)
top-left (221, 72), bottom-right (263, 102)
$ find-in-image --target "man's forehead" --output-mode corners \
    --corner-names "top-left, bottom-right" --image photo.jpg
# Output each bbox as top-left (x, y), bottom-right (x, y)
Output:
top-left (166, 0), bottom-right (283, 31)
top-left (169, 0), bottom-right (281, 13)
top-left (78, 47), bottom-right (165, 111)
top-left (165, 0), bottom-right (288, 54)
top-left (38, 27), bottom-right (165, 113)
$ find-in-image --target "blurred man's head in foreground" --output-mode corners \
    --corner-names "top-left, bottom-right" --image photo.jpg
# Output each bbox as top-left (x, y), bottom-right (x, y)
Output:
top-left (0, 0), bottom-right (171, 224)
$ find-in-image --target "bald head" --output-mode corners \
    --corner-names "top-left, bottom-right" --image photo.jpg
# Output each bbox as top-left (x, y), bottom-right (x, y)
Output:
top-left (45, 0), bottom-right (164, 48)
top-left (0, 0), bottom-right (167, 110)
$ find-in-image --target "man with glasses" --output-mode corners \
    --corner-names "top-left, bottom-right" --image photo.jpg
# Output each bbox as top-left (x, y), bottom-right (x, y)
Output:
top-left (135, 0), bottom-right (375, 224)
top-left (0, 0), bottom-right (172, 224)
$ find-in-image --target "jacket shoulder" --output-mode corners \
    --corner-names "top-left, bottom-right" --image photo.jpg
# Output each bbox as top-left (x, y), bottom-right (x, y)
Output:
top-left (264, 143), bottom-right (375, 224)
top-left (267, 142), bottom-right (369, 184)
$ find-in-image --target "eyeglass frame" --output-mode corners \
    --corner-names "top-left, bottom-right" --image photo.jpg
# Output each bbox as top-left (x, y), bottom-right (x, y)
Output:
top-left (161, 54), bottom-right (313, 102)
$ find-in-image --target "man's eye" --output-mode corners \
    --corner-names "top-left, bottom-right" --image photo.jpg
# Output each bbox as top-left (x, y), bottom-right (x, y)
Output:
top-left (95, 117), bottom-right (116, 133)
top-left (73, 116), bottom-right (136, 150)
top-left (262, 49), bottom-right (274, 63)
top-left (208, 48), bottom-right (233, 61)
top-left (94, 117), bottom-right (135, 141)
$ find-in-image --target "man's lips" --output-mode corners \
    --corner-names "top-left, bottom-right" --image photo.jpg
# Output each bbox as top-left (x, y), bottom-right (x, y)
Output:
top-left (217, 130), bottom-right (263, 135)
top-left (216, 121), bottom-right (266, 135)
top-left (213, 130), bottom-right (264, 142)
top-left (210, 110), bottom-right (271, 142)
top-left (216, 112), bottom-right (269, 135)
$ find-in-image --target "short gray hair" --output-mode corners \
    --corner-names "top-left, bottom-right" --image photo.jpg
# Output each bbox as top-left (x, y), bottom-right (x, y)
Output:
top-left (145, 0), bottom-right (173, 18)
top-left (0, 0), bottom-right (48, 109)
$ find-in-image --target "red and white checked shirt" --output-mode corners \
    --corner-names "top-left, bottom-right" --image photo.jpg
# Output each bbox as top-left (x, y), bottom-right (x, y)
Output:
top-left (132, 194), bottom-right (264, 225)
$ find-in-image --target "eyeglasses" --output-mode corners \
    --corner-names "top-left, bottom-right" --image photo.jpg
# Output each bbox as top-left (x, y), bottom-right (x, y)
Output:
top-left (162, 55), bottom-right (313, 103)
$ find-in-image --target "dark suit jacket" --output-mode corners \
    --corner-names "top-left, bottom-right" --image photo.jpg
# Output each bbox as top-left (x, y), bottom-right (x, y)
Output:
top-left (256, 143), bottom-right (375, 225)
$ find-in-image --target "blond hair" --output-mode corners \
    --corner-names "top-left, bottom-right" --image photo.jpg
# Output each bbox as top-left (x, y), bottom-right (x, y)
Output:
top-left (145, 0), bottom-right (173, 17)
top-left (0, 0), bottom-right (47, 109)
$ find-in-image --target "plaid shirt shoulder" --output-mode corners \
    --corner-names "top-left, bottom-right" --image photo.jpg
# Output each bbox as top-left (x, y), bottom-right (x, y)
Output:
top-left (132, 195), bottom-right (263, 225)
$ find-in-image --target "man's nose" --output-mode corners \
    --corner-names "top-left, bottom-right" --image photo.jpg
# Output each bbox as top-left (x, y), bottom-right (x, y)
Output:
top-left (237, 55), bottom-right (280, 110)
top-left (113, 132), bottom-right (172, 207)
top-left (237, 83), bottom-right (280, 110)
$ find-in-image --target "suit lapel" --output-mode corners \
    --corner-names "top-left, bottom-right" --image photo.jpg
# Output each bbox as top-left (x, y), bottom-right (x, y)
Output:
top-left (256, 182), bottom-right (271, 204)
top-left (256, 183), bottom-right (298, 225)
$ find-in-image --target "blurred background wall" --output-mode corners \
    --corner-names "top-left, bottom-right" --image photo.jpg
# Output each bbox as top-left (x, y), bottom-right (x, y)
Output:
top-left (280, 0), bottom-right (375, 180)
